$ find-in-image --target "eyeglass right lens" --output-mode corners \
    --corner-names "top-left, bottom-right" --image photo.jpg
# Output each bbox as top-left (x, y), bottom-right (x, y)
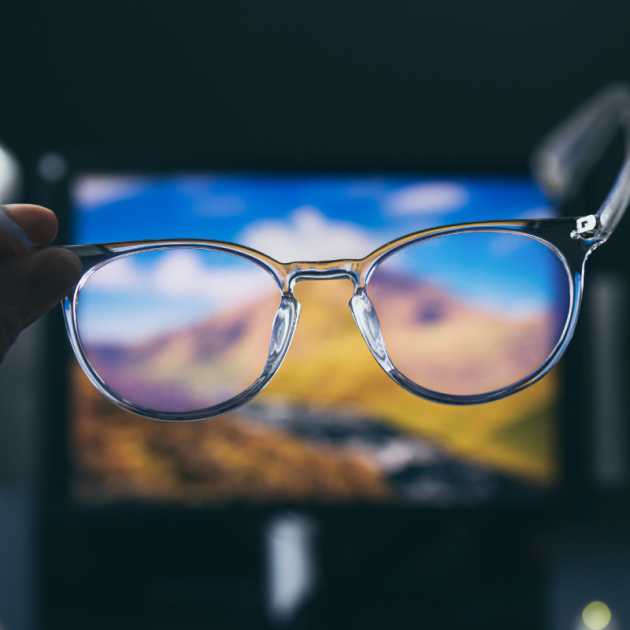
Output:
top-left (368, 231), bottom-right (571, 397)
top-left (75, 248), bottom-right (281, 414)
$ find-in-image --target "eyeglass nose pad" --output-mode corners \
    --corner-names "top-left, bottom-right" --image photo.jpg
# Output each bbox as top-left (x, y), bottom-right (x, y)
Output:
top-left (349, 288), bottom-right (395, 372)
top-left (261, 294), bottom-right (301, 380)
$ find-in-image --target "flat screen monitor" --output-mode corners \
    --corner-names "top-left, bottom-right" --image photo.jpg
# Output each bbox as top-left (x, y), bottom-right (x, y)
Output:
top-left (65, 171), bottom-right (559, 507)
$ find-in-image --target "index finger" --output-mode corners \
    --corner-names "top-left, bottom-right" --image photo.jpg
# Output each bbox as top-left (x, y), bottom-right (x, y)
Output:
top-left (0, 204), bottom-right (59, 258)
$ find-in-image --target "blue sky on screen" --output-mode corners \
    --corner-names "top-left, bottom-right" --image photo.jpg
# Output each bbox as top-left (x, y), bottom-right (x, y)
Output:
top-left (72, 173), bottom-right (552, 249)
top-left (72, 173), bottom-right (559, 343)
top-left (378, 232), bottom-right (567, 317)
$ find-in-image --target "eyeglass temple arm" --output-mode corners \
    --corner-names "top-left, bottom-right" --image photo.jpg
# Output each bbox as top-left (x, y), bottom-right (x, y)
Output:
top-left (59, 244), bottom-right (116, 271)
top-left (531, 83), bottom-right (630, 242)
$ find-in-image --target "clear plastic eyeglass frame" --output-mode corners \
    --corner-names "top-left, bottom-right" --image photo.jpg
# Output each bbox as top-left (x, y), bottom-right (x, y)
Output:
top-left (60, 84), bottom-right (630, 421)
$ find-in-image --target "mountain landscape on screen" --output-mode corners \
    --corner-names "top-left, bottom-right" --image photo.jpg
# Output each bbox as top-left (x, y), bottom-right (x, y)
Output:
top-left (84, 292), bottom-right (280, 412)
top-left (73, 272), bottom-right (558, 504)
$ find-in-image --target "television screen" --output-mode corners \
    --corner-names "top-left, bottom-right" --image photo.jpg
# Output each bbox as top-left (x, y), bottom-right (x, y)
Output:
top-left (68, 172), bottom-right (560, 506)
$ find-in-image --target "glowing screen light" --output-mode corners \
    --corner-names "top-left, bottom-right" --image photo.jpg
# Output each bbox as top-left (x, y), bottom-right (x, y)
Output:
top-left (69, 173), bottom-right (563, 506)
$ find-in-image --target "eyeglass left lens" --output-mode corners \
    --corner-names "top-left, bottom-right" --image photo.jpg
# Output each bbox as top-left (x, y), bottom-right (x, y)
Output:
top-left (367, 231), bottom-right (571, 397)
top-left (75, 248), bottom-right (281, 414)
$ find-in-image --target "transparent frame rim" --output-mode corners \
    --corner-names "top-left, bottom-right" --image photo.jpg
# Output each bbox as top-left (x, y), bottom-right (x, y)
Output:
top-left (62, 217), bottom-right (593, 421)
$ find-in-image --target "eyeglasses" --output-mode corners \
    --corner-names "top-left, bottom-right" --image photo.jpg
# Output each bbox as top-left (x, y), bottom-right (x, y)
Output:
top-left (60, 85), bottom-right (630, 422)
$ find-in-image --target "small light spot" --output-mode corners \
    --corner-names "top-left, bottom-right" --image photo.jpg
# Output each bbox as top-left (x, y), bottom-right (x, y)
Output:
top-left (38, 152), bottom-right (67, 183)
top-left (582, 601), bottom-right (612, 630)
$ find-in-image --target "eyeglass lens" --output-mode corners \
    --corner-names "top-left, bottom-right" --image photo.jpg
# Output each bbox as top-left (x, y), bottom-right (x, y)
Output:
top-left (368, 232), bottom-right (571, 396)
top-left (76, 248), bottom-right (280, 413)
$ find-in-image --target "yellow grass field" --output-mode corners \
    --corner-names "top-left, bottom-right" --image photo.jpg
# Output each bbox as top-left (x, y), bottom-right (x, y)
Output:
top-left (261, 281), bottom-right (558, 485)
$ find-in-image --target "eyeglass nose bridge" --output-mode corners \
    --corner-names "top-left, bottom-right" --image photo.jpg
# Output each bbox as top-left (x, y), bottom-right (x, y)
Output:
top-left (283, 260), bottom-right (366, 291)
top-left (278, 259), bottom-right (397, 377)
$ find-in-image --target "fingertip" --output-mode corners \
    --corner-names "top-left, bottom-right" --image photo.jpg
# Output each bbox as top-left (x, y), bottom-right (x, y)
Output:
top-left (28, 248), bottom-right (84, 308)
top-left (3, 204), bottom-right (59, 246)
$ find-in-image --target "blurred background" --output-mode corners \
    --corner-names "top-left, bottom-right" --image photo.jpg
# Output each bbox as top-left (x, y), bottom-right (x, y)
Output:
top-left (2, 1), bottom-right (630, 629)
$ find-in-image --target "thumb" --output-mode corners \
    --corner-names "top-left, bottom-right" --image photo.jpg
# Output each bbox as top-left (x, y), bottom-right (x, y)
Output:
top-left (0, 248), bottom-right (83, 360)
top-left (27, 248), bottom-right (84, 316)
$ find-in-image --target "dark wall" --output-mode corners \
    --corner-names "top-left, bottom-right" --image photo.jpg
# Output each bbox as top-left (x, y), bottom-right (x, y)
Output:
top-left (1, 0), bottom-right (630, 170)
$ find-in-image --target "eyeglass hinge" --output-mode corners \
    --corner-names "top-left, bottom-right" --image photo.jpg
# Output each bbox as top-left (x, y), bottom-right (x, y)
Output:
top-left (571, 215), bottom-right (599, 239)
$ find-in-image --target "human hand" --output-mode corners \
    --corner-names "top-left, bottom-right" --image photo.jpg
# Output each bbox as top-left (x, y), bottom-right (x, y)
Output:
top-left (0, 204), bottom-right (83, 363)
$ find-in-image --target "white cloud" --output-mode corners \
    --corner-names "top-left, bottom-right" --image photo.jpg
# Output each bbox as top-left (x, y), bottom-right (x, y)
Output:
top-left (86, 256), bottom-right (144, 289)
top-left (74, 176), bottom-right (150, 210)
top-left (84, 249), bottom-right (277, 305)
top-left (151, 250), bottom-right (274, 303)
top-left (237, 206), bottom-right (380, 261)
top-left (386, 182), bottom-right (469, 216)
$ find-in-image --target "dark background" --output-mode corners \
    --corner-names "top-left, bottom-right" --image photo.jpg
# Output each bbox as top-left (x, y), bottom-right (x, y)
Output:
top-left (2, 1), bottom-right (630, 629)
top-left (2, 0), bottom-right (629, 170)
